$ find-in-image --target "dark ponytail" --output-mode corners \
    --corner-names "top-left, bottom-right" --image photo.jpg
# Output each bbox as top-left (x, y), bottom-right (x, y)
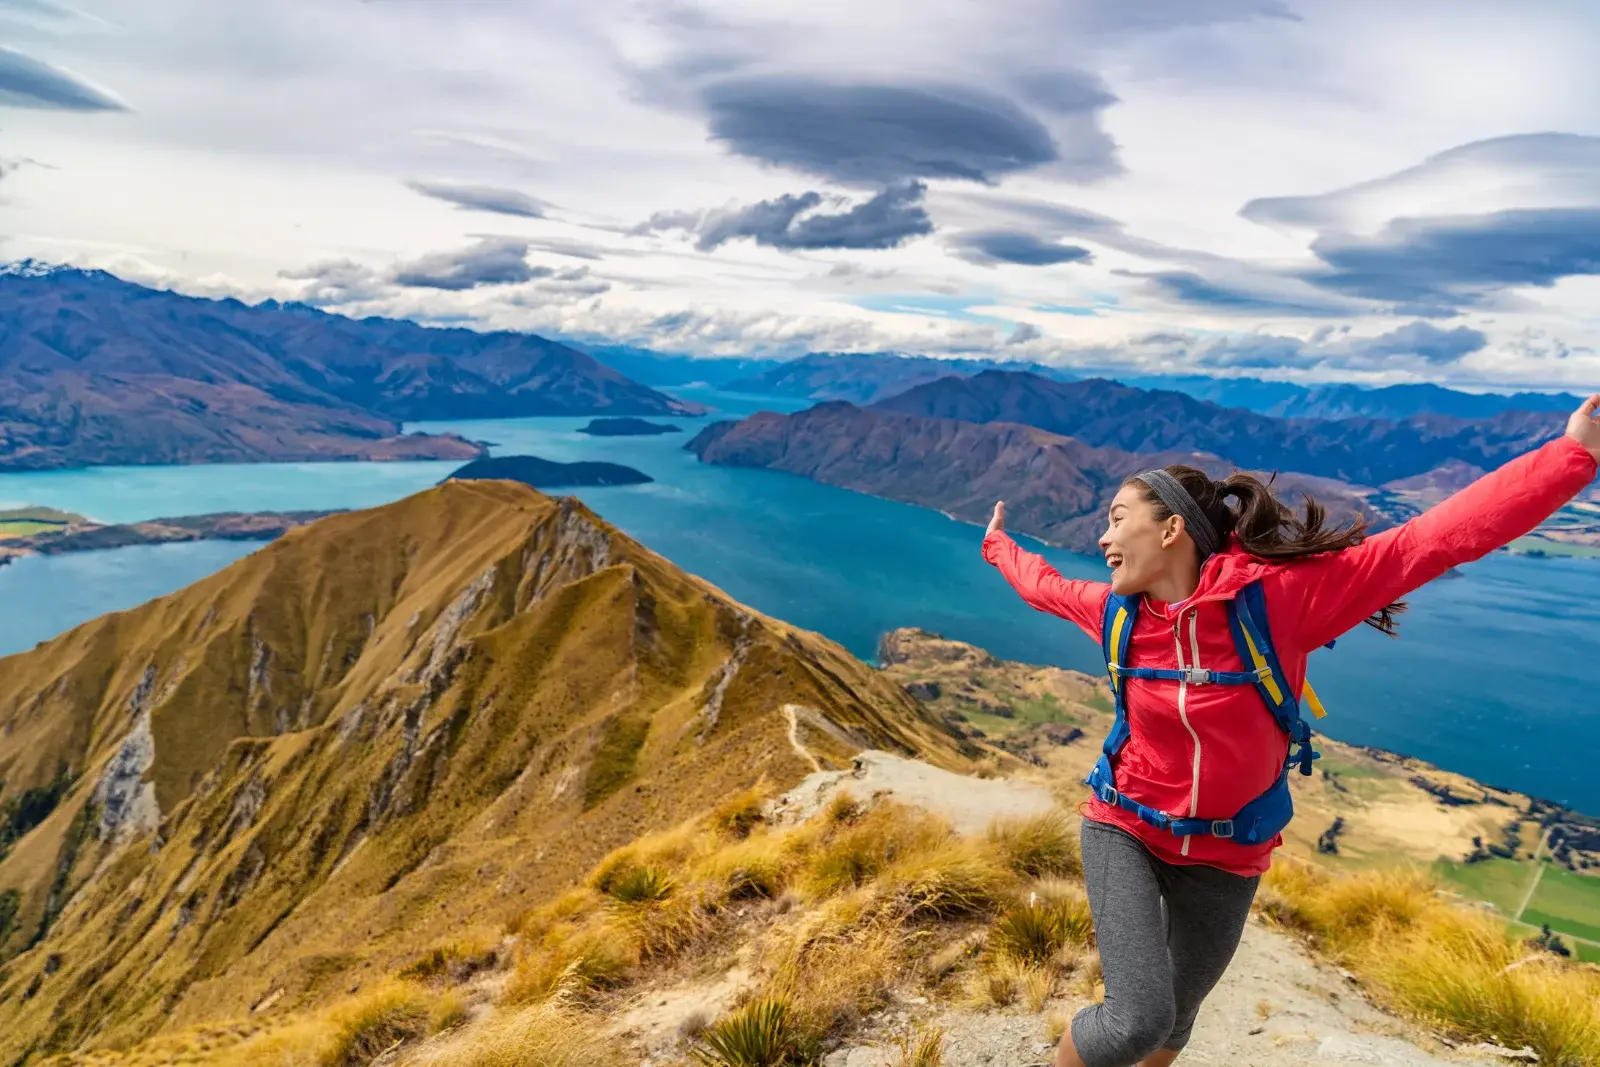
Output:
top-left (1126, 465), bottom-right (1406, 635)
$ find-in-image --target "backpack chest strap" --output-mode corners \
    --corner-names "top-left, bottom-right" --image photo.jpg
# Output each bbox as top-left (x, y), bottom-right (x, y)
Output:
top-left (1109, 664), bottom-right (1269, 686)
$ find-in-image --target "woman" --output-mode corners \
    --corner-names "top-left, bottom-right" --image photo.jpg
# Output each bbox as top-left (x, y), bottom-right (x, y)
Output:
top-left (981, 395), bottom-right (1600, 1067)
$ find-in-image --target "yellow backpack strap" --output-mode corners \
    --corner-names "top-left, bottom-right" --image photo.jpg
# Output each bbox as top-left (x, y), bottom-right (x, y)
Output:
top-left (1301, 678), bottom-right (1328, 719)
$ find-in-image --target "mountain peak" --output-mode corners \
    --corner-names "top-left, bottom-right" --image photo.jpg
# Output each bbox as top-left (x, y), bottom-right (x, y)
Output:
top-left (0, 482), bottom-right (961, 1050)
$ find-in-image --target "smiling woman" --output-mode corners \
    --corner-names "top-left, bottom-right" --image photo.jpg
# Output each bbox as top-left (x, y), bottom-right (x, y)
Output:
top-left (982, 398), bottom-right (1600, 1067)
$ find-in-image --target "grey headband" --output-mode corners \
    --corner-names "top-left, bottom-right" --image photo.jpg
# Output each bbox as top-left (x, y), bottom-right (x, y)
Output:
top-left (1136, 469), bottom-right (1221, 560)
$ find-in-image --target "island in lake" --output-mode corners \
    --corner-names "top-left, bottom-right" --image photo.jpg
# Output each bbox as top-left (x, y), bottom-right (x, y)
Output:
top-left (0, 507), bottom-right (336, 567)
top-left (577, 417), bottom-right (682, 436)
top-left (441, 454), bottom-right (653, 487)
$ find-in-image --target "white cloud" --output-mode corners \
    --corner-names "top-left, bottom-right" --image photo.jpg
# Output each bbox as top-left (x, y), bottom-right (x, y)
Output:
top-left (1, 0), bottom-right (1599, 389)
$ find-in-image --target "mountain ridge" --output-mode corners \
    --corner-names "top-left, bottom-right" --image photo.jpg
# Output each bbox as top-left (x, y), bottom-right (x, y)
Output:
top-left (0, 480), bottom-right (963, 1056)
top-left (872, 371), bottom-right (1562, 487)
top-left (0, 264), bottom-right (696, 471)
top-left (724, 351), bottom-right (1076, 405)
top-left (685, 401), bottom-right (1406, 554)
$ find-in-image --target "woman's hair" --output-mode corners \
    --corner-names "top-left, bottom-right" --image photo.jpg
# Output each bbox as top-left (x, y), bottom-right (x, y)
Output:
top-left (1126, 464), bottom-right (1406, 635)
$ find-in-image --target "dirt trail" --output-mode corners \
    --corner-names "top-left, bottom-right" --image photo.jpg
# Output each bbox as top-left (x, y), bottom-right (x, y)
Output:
top-left (617, 751), bottom-right (1511, 1067)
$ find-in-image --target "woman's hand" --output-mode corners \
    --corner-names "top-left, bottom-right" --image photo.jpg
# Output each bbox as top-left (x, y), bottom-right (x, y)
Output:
top-left (1566, 394), bottom-right (1600, 462)
top-left (987, 501), bottom-right (1006, 536)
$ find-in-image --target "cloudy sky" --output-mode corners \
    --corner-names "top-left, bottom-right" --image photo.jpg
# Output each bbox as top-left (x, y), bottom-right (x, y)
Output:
top-left (3, 0), bottom-right (1600, 390)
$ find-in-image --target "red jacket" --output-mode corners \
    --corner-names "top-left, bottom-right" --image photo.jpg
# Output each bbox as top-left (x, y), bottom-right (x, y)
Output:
top-left (983, 435), bottom-right (1597, 875)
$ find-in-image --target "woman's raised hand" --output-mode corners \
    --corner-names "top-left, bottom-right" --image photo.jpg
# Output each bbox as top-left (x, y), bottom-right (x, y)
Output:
top-left (987, 501), bottom-right (1006, 536)
top-left (1566, 394), bottom-right (1600, 461)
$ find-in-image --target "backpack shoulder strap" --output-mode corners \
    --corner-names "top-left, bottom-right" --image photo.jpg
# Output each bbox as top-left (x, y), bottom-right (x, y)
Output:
top-left (1101, 592), bottom-right (1138, 698)
top-left (1227, 579), bottom-right (1320, 774)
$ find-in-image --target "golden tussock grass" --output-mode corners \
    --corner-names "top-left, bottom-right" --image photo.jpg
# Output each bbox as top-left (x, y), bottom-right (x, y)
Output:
top-left (985, 811), bottom-right (1081, 880)
top-left (104, 979), bottom-right (462, 1067)
top-left (889, 1024), bottom-right (946, 1067)
top-left (709, 783), bottom-right (773, 840)
top-left (501, 924), bottom-right (636, 1006)
top-left (1260, 859), bottom-right (1600, 1067)
top-left (408, 999), bottom-right (621, 1067)
top-left (689, 830), bottom-right (803, 902)
top-left (397, 930), bottom-right (502, 984)
top-left (801, 802), bottom-right (955, 898)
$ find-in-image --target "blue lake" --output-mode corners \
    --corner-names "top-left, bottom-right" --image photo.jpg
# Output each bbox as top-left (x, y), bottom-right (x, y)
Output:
top-left (2, 386), bottom-right (1598, 813)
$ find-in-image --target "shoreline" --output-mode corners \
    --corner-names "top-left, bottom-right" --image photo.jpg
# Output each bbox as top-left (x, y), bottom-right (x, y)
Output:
top-left (0, 509), bottom-right (339, 568)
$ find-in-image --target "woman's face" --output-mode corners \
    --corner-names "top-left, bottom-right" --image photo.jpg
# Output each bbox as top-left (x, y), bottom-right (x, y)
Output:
top-left (1099, 483), bottom-right (1180, 595)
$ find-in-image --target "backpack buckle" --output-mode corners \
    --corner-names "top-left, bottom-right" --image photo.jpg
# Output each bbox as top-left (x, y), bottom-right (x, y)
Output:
top-left (1210, 820), bottom-right (1234, 838)
top-left (1096, 783), bottom-right (1120, 805)
top-left (1181, 668), bottom-right (1213, 685)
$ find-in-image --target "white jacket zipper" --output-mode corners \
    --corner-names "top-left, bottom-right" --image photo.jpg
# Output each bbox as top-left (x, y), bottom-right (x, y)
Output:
top-left (1174, 610), bottom-right (1204, 857)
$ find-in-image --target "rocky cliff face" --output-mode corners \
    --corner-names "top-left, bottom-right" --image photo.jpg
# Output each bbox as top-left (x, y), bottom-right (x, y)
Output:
top-left (0, 479), bottom-right (961, 1057)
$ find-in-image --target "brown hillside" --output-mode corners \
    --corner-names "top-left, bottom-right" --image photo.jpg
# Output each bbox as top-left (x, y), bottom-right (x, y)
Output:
top-left (0, 481), bottom-right (964, 1060)
top-left (687, 402), bottom-right (1407, 554)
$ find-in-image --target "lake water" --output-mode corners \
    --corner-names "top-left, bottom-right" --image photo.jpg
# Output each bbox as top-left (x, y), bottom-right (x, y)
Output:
top-left (2, 386), bottom-right (1598, 813)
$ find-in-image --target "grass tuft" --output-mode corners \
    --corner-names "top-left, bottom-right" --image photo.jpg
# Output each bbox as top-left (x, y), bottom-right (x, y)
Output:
top-left (890, 1025), bottom-right (946, 1067)
top-left (316, 981), bottom-right (432, 1067)
top-left (606, 865), bottom-right (677, 905)
top-left (412, 1000), bottom-right (622, 1067)
top-left (711, 785), bottom-right (770, 840)
top-left (691, 998), bottom-right (800, 1067)
top-left (985, 812), bottom-right (1080, 879)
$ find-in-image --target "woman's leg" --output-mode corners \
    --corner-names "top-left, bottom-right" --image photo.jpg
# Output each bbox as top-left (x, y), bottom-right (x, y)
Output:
top-left (1060, 819), bottom-right (1179, 1067)
top-left (1151, 857), bottom-right (1260, 1058)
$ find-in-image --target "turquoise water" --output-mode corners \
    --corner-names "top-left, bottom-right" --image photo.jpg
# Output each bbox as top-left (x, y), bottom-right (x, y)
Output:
top-left (1, 386), bottom-right (1597, 812)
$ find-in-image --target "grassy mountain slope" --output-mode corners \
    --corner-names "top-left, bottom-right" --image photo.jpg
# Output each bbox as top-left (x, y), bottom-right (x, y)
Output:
top-left (0, 481), bottom-right (962, 1060)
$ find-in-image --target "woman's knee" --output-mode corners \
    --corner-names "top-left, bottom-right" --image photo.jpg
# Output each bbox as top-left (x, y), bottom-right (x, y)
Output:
top-left (1072, 1000), bottom-right (1176, 1067)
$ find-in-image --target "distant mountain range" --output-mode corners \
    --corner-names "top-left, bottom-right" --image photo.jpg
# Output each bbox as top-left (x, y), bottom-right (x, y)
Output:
top-left (1122, 374), bottom-right (1584, 421)
top-left (660, 348), bottom-right (1580, 422)
top-left (575, 342), bottom-right (784, 387)
top-left (722, 351), bottom-right (1075, 405)
top-left (687, 401), bottom-right (1405, 553)
top-left (873, 371), bottom-right (1563, 488)
top-left (0, 264), bottom-right (696, 470)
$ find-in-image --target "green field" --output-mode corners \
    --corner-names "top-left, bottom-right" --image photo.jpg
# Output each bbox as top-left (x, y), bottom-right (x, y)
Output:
top-left (1317, 758), bottom-right (1385, 780)
top-left (0, 506), bottom-right (84, 539)
top-left (1439, 858), bottom-right (1600, 954)
top-left (1509, 535), bottom-right (1600, 559)
top-left (961, 691), bottom-right (1085, 736)
top-left (1434, 857), bottom-right (1532, 911)
top-left (1522, 865), bottom-right (1600, 942)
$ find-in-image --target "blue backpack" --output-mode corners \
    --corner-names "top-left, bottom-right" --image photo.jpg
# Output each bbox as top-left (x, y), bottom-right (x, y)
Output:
top-left (1086, 580), bottom-right (1330, 847)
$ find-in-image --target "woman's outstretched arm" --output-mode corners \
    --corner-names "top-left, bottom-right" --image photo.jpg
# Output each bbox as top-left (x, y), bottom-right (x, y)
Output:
top-left (1278, 396), bottom-right (1600, 651)
top-left (981, 502), bottom-right (1111, 641)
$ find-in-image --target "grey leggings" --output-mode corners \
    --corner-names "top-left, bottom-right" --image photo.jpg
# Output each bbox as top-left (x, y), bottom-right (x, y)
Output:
top-left (1069, 818), bottom-right (1260, 1067)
